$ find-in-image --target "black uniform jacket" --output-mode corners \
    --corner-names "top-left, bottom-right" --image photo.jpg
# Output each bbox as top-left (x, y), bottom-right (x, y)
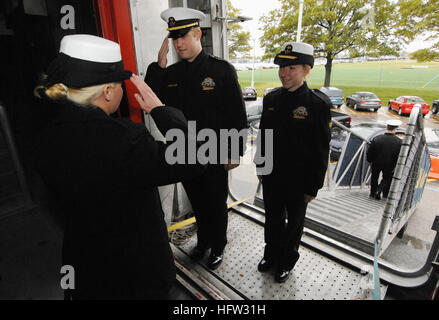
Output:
top-left (367, 133), bottom-right (402, 167)
top-left (32, 97), bottom-right (204, 298)
top-left (145, 50), bottom-right (247, 161)
top-left (257, 83), bottom-right (331, 197)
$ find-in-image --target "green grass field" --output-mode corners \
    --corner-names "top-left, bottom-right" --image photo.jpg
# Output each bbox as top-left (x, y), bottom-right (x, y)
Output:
top-left (237, 60), bottom-right (439, 106)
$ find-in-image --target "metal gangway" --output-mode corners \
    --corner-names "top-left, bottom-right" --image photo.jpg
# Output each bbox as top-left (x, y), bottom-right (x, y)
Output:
top-left (169, 106), bottom-right (439, 300)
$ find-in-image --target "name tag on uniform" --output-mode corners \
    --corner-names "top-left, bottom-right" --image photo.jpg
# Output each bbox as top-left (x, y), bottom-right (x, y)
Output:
top-left (201, 77), bottom-right (215, 91)
top-left (292, 106), bottom-right (308, 119)
top-left (168, 83), bottom-right (178, 87)
top-left (267, 107), bottom-right (274, 111)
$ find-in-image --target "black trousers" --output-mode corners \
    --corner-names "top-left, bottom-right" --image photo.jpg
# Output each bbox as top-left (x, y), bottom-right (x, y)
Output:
top-left (370, 164), bottom-right (394, 198)
top-left (183, 164), bottom-right (228, 253)
top-left (262, 179), bottom-right (308, 271)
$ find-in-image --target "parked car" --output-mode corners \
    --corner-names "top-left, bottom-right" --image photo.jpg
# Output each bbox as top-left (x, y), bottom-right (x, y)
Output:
top-left (346, 92), bottom-right (382, 112)
top-left (388, 96), bottom-right (430, 116)
top-left (425, 127), bottom-right (439, 179)
top-left (320, 87), bottom-right (344, 108)
top-left (432, 99), bottom-right (439, 114)
top-left (242, 87), bottom-right (257, 100)
top-left (330, 109), bottom-right (351, 128)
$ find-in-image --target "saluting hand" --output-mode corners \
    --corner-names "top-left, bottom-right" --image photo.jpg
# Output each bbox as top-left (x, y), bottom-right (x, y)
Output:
top-left (130, 74), bottom-right (163, 113)
top-left (158, 37), bottom-right (169, 69)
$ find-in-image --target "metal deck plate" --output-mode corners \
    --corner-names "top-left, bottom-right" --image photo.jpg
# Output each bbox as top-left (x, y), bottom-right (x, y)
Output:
top-left (178, 212), bottom-right (386, 300)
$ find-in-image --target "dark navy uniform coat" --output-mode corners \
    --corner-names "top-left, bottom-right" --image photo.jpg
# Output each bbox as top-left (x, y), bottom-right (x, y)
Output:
top-left (257, 83), bottom-right (332, 197)
top-left (367, 133), bottom-right (402, 168)
top-left (32, 96), bottom-right (204, 299)
top-left (366, 132), bottom-right (402, 197)
top-left (255, 82), bottom-right (331, 270)
top-left (145, 50), bottom-right (247, 160)
top-left (144, 50), bottom-right (247, 253)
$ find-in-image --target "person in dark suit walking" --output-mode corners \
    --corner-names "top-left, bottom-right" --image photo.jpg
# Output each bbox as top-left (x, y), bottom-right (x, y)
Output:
top-left (367, 120), bottom-right (402, 200)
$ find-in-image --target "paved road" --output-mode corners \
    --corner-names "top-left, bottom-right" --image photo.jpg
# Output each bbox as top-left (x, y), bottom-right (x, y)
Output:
top-left (335, 103), bottom-right (439, 129)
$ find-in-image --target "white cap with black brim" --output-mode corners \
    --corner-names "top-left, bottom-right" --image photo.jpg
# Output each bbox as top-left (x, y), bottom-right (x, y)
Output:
top-left (45, 34), bottom-right (132, 89)
top-left (274, 42), bottom-right (315, 68)
top-left (160, 7), bottom-right (206, 39)
top-left (386, 119), bottom-right (402, 130)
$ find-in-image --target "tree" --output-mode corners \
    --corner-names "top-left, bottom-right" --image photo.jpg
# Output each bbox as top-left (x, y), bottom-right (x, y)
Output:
top-left (399, 0), bottom-right (439, 49)
top-left (411, 48), bottom-right (439, 62)
top-left (260, 0), bottom-right (417, 87)
top-left (227, 0), bottom-right (252, 59)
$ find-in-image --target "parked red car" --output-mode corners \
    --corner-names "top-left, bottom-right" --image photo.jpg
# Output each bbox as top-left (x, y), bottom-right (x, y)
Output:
top-left (388, 96), bottom-right (430, 116)
top-left (425, 128), bottom-right (439, 180)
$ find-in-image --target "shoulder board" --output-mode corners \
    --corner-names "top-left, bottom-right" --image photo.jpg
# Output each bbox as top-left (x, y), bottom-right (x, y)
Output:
top-left (265, 87), bottom-right (282, 97)
top-left (311, 89), bottom-right (332, 108)
top-left (263, 87), bottom-right (282, 108)
top-left (209, 54), bottom-right (226, 62)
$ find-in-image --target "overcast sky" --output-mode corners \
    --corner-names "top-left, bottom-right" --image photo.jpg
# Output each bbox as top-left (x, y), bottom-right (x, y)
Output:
top-left (231, 0), bottom-right (434, 57)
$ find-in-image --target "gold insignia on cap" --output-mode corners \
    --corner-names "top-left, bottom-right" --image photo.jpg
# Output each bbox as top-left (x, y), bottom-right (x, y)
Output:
top-left (167, 22), bottom-right (199, 31)
top-left (285, 44), bottom-right (293, 54)
top-left (169, 17), bottom-right (176, 27)
top-left (278, 55), bottom-right (297, 60)
top-left (201, 77), bottom-right (215, 91)
top-left (292, 106), bottom-right (308, 119)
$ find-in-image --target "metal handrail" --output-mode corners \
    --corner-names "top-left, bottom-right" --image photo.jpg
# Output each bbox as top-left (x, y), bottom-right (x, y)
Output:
top-left (376, 105), bottom-right (431, 255)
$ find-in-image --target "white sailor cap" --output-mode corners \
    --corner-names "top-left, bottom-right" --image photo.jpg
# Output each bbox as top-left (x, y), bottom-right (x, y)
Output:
top-left (44, 34), bottom-right (132, 89)
top-left (60, 34), bottom-right (123, 63)
top-left (386, 120), bottom-right (402, 127)
top-left (274, 42), bottom-right (315, 68)
top-left (160, 7), bottom-right (206, 39)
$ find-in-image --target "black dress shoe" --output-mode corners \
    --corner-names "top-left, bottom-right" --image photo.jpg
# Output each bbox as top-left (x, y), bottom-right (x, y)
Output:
top-left (206, 252), bottom-right (223, 270)
top-left (257, 258), bottom-right (274, 272)
top-left (374, 193), bottom-right (381, 200)
top-left (275, 269), bottom-right (290, 283)
top-left (190, 246), bottom-right (208, 261)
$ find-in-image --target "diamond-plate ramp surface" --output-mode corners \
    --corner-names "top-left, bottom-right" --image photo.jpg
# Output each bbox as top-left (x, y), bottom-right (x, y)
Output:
top-left (178, 212), bottom-right (386, 300)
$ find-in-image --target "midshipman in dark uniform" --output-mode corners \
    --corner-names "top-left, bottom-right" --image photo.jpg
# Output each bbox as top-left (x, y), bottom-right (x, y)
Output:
top-left (255, 42), bottom-right (331, 283)
top-left (367, 120), bottom-right (402, 200)
top-left (32, 34), bottom-right (205, 299)
top-left (145, 7), bottom-right (247, 270)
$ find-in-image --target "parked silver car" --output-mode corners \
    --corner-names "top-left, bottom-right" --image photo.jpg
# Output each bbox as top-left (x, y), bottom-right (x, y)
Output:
top-left (346, 92), bottom-right (382, 111)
